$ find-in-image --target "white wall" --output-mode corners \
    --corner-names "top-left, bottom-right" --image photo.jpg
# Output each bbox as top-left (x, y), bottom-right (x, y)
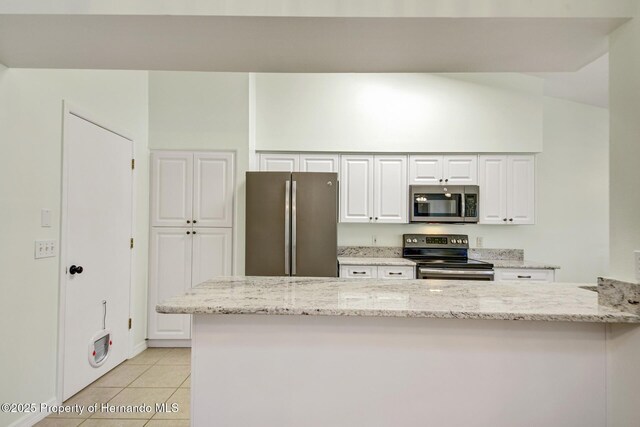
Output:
top-left (0, 68), bottom-right (149, 426)
top-left (256, 73), bottom-right (543, 153)
top-left (148, 71), bottom-right (249, 274)
top-left (609, 18), bottom-right (640, 283)
top-left (338, 96), bottom-right (609, 283)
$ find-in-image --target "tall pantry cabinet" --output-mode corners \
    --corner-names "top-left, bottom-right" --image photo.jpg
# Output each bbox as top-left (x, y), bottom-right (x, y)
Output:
top-left (148, 151), bottom-right (234, 342)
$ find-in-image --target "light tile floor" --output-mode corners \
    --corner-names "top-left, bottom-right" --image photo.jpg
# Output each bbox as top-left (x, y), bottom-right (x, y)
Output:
top-left (36, 348), bottom-right (190, 427)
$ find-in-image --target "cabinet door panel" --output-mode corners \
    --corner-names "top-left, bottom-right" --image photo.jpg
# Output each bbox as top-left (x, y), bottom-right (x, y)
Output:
top-left (150, 152), bottom-right (193, 227)
top-left (259, 153), bottom-right (299, 172)
top-left (193, 152), bottom-right (234, 227)
top-left (340, 155), bottom-right (374, 223)
top-left (300, 154), bottom-right (340, 176)
top-left (409, 155), bottom-right (443, 184)
top-left (374, 156), bottom-right (408, 223)
top-left (444, 155), bottom-right (478, 185)
top-left (479, 155), bottom-right (508, 224)
top-left (148, 228), bottom-right (192, 340)
top-left (507, 155), bottom-right (535, 224)
top-left (192, 228), bottom-right (233, 286)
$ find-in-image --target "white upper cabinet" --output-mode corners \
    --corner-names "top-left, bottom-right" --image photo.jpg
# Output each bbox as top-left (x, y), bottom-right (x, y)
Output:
top-left (479, 154), bottom-right (535, 225)
top-left (373, 156), bottom-right (408, 223)
top-left (151, 151), bottom-right (234, 228)
top-left (151, 151), bottom-right (193, 227)
top-left (299, 154), bottom-right (340, 175)
top-left (193, 152), bottom-right (234, 227)
top-left (507, 155), bottom-right (535, 225)
top-left (443, 155), bottom-right (478, 185)
top-left (340, 155), bottom-right (374, 223)
top-left (341, 155), bottom-right (407, 224)
top-left (259, 153), bottom-right (299, 172)
top-left (191, 227), bottom-right (233, 286)
top-left (409, 155), bottom-right (477, 185)
top-left (408, 155), bottom-right (443, 184)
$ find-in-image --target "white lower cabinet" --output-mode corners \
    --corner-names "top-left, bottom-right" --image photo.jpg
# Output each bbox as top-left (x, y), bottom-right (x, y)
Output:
top-left (494, 268), bottom-right (555, 283)
top-left (148, 227), bottom-right (232, 340)
top-left (340, 265), bottom-right (415, 280)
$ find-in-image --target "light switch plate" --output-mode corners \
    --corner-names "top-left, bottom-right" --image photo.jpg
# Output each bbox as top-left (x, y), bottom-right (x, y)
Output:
top-left (41, 209), bottom-right (52, 227)
top-left (35, 240), bottom-right (56, 259)
top-left (635, 250), bottom-right (640, 282)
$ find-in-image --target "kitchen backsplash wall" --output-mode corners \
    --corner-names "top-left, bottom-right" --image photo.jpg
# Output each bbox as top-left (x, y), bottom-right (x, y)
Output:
top-left (338, 246), bottom-right (524, 261)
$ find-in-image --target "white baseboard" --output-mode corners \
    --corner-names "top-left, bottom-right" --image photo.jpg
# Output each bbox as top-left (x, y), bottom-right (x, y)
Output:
top-left (147, 339), bottom-right (191, 348)
top-left (130, 340), bottom-right (148, 358)
top-left (8, 396), bottom-right (57, 427)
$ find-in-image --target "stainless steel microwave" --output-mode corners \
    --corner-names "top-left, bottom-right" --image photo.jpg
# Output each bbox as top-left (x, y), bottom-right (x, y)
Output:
top-left (409, 185), bottom-right (479, 223)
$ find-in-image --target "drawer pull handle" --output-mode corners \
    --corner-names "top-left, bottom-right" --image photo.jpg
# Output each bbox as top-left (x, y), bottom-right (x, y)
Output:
top-left (352, 271), bottom-right (367, 275)
top-left (388, 272), bottom-right (403, 275)
top-left (517, 275), bottom-right (532, 279)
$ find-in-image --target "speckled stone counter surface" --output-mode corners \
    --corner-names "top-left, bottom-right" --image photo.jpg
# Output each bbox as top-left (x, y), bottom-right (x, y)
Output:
top-left (598, 277), bottom-right (640, 315)
top-left (338, 257), bottom-right (416, 266)
top-left (483, 259), bottom-right (561, 270)
top-left (157, 276), bottom-right (640, 323)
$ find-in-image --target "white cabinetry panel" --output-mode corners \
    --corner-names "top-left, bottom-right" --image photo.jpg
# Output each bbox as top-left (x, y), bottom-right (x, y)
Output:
top-left (373, 156), bottom-right (407, 223)
top-left (443, 155), bottom-right (478, 185)
top-left (494, 268), bottom-right (554, 283)
top-left (193, 152), bottom-right (235, 227)
top-left (479, 154), bottom-right (535, 225)
top-left (409, 155), bottom-right (443, 184)
top-left (259, 153), bottom-right (299, 172)
top-left (151, 152), bottom-right (193, 227)
top-left (148, 228), bottom-right (192, 340)
top-left (340, 155), bottom-right (374, 223)
top-left (507, 156), bottom-right (535, 225)
top-left (191, 228), bottom-right (233, 286)
top-left (479, 155), bottom-right (508, 224)
top-left (300, 154), bottom-right (339, 175)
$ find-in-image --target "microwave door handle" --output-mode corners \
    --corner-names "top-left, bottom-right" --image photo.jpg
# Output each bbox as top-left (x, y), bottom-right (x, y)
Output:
top-left (461, 194), bottom-right (466, 219)
top-left (285, 180), bottom-right (290, 275)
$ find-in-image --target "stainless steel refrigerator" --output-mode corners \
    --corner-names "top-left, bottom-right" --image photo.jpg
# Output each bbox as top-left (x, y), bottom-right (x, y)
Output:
top-left (246, 172), bottom-right (338, 277)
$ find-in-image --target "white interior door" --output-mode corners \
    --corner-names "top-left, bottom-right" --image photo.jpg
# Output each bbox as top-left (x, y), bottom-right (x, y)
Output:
top-left (148, 228), bottom-right (192, 340)
top-left (193, 152), bottom-right (234, 227)
top-left (62, 112), bottom-right (132, 400)
top-left (192, 228), bottom-right (233, 286)
top-left (150, 151), bottom-right (193, 227)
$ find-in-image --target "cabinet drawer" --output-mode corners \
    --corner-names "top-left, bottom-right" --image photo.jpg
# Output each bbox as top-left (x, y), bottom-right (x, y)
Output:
top-left (377, 266), bottom-right (415, 280)
top-left (340, 265), bottom-right (377, 279)
top-left (495, 268), bottom-right (554, 283)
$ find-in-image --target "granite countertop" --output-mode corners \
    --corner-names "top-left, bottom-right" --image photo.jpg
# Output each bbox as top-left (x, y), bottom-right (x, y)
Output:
top-left (481, 259), bottom-right (561, 270)
top-left (338, 257), bottom-right (416, 267)
top-left (156, 276), bottom-right (640, 323)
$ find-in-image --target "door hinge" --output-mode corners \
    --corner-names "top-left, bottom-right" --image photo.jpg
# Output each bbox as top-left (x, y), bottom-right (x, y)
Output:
top-left (131, 159), bottom-right (135, 170)
top-left (130, 238), bottom-right (134, 249)
top-left (128, 318), bottom-right (132, 330)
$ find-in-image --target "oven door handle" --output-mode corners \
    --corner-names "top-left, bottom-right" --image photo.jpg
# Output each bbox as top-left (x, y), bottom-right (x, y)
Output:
top-left (418, 268), bottom-right (495, 280)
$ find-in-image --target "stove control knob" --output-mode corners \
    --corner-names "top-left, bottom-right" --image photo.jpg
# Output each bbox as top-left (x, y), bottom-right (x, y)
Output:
top-left (406, 238), bottom-right (411, 243)
top-left (463, 239), bottom-right (468, 244)
top-left (412, 238), bottom-right (418, 243)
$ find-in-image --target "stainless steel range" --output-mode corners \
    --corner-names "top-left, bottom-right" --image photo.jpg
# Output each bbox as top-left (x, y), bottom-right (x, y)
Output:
top-left (403, 234), bottom-right (494, 281)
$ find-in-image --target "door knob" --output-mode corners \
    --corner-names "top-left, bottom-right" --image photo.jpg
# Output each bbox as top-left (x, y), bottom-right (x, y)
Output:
top-left (69, 265), bottom-right (83, 275)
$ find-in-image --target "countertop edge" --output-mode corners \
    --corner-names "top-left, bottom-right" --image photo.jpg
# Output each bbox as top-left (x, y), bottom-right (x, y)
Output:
top-left (156, 304), bottom-right (640, 323)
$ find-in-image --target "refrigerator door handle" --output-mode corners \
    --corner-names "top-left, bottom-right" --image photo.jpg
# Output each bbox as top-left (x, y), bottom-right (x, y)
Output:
top-left (292, 180), bottom-right (297, 275)
top-left (285, 180), bottom-right (291, 275)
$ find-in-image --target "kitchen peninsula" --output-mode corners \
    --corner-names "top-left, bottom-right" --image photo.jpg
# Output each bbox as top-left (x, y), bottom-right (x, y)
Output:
top-left (158, 277), bottom-right (640, 427)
